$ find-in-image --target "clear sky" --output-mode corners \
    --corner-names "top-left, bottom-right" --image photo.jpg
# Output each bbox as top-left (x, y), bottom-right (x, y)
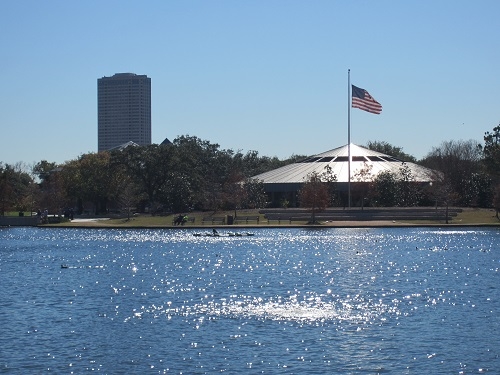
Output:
top-left (1, 0), bottom-right (499, 167)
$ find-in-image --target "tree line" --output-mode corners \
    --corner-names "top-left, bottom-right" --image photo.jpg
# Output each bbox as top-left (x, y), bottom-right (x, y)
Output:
top-left (1, 136), bottom-right (302, 216)
top-left (1, 125), bottom-right (499, 218)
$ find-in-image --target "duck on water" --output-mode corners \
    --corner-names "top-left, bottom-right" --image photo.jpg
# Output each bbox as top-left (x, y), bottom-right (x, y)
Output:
top-left (193, 229), bottom-right (254, 237)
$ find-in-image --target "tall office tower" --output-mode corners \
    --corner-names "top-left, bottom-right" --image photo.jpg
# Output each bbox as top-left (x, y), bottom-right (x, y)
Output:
top-left (97, 73), bottom-right (151, 151)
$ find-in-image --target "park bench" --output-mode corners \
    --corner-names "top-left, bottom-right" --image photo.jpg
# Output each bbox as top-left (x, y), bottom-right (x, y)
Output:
top-left (202, 216), bottom-right (226, 225)
top-left (267, 216), bottom-right (283, 224)
top-left (264, 213), bottom-right (310, 224)
top-left (233, 215), bottom-right (260, 224)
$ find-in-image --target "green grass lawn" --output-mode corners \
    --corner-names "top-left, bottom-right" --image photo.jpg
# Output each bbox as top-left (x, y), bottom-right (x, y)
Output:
top-left (402, 208), bottom-right (499, 226)
top-left (453, 208), bottom-right (499, 224)
top-left (4, 211), bottom-right (36, 217)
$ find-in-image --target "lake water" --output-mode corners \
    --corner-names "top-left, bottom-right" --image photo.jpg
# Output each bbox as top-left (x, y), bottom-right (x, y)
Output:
top-left (0, 226), bottom-right (499, 374)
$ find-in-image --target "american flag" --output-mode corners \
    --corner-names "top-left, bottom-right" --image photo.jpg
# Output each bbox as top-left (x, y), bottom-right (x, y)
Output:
top-left (351, 85), bottom-right (382, 114)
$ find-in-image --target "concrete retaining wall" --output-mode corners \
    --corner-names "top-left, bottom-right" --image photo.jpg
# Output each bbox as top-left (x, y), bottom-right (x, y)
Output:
top-left (0, 216), bottom-right (39, 227)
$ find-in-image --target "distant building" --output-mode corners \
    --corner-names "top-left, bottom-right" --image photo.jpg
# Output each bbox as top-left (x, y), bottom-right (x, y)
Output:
top-left (98, 73), bottom-right (151, 151)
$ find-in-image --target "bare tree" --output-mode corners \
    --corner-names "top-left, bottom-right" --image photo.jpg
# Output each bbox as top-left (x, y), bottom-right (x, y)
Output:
top-left (420, 139), bottom-right (483, 206)
top-left (428, 171), bottom-right (458, 224)
top-left (353, 162), bottom-right (373, 209)
top-left (117, 179), bottom-right (141, 221)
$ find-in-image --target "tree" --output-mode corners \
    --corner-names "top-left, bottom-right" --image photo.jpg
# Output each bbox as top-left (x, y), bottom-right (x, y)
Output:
top-left (428, 172), bottom-right (459, 224)
top-left (115, 144), bottom-right (172, 214)
top-left (116, 177), bottom-right (142, 220)
top-left (0, 163), bottom-right (35, 215)
top-left (33, 160), bottom-right (57, 183)
top-left (298, 171), bottom-right (330, 223)
top-left (162, 171), bottom-right (195, 213)
top-left (482, 124), bottom-right (500, 215)
top-left (61, 152), bottom-right (121, 214)
top-left (372, 171), bottom-right (397, 207)
top-left (172, 136), bottom-right (227, 211)
top-left (320, 165), bottom-right (338, 207)
top-left (420, 139), bottom-right (484, 206)
top-left (462, 172), bottom-right (492, 208)
top-left (483, 124), bottom-right (500, 180)
top-left (221, 169), bottom-right (246, 214)
top-left (372, 164), bottom-right (422, 207)
top-left (33, 161), bottom-right (67, 214)
top-left (79, 152), bottom-right (121, 214)
top-left (353, 162), bottom-right (373, 209)
top-left (40, 168), bottom-right (66, 214)
top-left (397, 162), bottom-right (421, 207)
top-left (242, 178), bottom-right (267, 209)
top-left (233, 150), bottom-right (287, 178)
top-left (493, 184), bottom-right (500, 220)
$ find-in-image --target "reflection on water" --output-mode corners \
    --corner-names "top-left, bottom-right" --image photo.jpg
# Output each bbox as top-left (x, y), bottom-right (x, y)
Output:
top-left (0, 227), bottom-right (499, 373)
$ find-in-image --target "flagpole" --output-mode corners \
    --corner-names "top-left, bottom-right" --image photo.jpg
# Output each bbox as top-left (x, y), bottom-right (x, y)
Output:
top-left (347, 69), bottom-right (351, 208)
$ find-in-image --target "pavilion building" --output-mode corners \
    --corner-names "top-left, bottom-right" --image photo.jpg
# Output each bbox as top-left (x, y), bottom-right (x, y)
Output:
top-left (251, 143), bottom-right (437, 207)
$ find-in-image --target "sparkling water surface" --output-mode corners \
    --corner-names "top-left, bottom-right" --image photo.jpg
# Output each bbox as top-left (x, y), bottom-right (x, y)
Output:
top-left (0, 227), bottom-right (499, 374)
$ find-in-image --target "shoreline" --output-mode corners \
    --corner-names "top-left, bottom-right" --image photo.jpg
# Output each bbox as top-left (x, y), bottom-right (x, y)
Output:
top-left (3, 207), bottom-right (499, 229)
top-left (39, 221), bottom-right (500, 229)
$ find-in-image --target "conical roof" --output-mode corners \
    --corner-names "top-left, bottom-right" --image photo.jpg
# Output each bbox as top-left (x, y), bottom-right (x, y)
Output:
top-left (252, 144), bottom-right (435, 184)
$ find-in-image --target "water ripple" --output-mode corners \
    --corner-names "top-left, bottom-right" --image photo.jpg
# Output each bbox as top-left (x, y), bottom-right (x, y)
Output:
top-left (1, 227), bottom-right (499, 374)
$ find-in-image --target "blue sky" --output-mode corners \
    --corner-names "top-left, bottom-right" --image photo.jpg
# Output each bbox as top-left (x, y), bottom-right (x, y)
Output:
top-left (1, 0), bottom-right (499, 166)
